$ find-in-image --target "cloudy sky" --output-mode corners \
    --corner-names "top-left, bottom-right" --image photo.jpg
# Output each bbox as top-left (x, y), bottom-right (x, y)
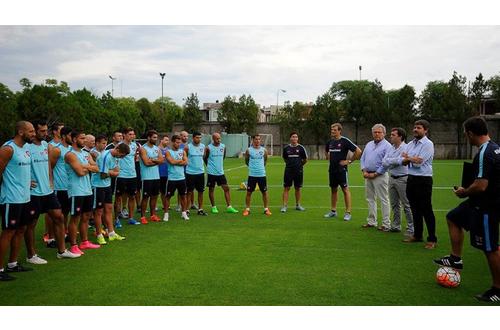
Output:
top-left (1, 26), bottom-right (500, 107)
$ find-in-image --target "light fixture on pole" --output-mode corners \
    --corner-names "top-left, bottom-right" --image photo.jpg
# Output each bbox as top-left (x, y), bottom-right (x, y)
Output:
top-left (276, 89), bottom-right (286, 111)
top-left (359, 65), bottom-right (362, 80)
top-left (159, 72), bottom-right (166, 110)
top-left (109, 75), bottom-right (117, 97)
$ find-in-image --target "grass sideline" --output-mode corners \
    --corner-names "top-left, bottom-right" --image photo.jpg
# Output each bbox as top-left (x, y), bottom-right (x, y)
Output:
top-left (1, 158), bottom-right (494, 305)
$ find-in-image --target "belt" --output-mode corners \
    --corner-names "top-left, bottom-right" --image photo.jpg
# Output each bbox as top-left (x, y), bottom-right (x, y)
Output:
top-left (366, 171), bottom-right (376, 174)
top-left (391, 174), bottom-right (408, 179)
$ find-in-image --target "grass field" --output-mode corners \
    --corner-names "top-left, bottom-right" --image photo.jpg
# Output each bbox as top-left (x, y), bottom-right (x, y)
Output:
top-left (1, 158), bottom-right (495, 306)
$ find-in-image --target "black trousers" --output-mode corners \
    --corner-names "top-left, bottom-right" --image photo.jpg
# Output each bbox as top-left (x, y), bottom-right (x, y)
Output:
top-left (406, 175), bottom-right (437, 242)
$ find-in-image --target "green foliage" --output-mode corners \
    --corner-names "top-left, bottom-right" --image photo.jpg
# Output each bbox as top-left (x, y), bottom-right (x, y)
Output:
top-left (274, 101), bottom-right (310, 143)
top-left (152, 96), bottom-right (183, 132)
top-left (0, 83), bottom-right (19, 143)
top-left (385, 84), bottom-right (417, 128)
top-left (470, 73), bottom-right (487, 115)
top-left (182, 93), bottom-right (202, 133)
top-left (330, 80), bottom-right (386, 143)
top-left (308, 92), bottom-right (341, 145)
top-left (218, 94), bottom-right (259, 134)
top-left (488, 75), bottom-right (500, 113)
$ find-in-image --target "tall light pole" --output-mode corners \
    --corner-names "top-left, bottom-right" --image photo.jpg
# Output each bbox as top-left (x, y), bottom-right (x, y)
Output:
top-left (359, 65), bottom-right (362, 80)
top-left (159, 73), bottom-right (166, 110)
top-left (276, 89), bottom-right (286, 111)
top-left (109, 75), bottom-right (117, 97)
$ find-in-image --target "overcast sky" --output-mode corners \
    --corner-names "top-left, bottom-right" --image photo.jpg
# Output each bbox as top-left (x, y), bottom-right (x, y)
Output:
top-left (1, 26), bottom-right (499, 107)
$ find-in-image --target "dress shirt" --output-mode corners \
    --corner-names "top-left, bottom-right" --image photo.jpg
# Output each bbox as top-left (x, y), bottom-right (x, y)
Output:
top-left (382, 142), bottom-right (408, 177)
top-left (405, 136), bottom-right (434, 177)
top-left (360, 139), bottom-right (392, 174)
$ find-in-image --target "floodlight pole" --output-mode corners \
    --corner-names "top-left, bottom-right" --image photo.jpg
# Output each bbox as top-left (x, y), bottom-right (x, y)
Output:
top-left (359, 65), bottom-right (362, 80)
top-left (276, 89), bottom-right (286, 113)
top-left (160, 73), bottom-right (166, 110)
top-left (109, 75), bottom-right (117, 97)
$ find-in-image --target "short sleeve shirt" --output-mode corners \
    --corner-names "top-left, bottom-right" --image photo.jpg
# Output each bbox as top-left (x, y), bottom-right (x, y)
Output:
top-left (326, 137), bottom-right (357, 172)
top-left (283, 144), bottom-right (307, 170)
top-left (469, 140), bottom-right (500, 209)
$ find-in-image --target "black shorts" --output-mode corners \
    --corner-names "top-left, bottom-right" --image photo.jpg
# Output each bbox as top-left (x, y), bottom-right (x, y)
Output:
top-left (1, 202), bottom-right (31, 230)
top-left (115, 177), bottom-right (137, 197)
top-left (93, 187), bottom-right (113, 209)
top-left (447, 201), bottom-right (499, 252)
top-left (28, 193), bottom-right (61, 220)
top-left (142, 179), bottom-right (161, 197)
top-left (284, 168), bottom-right (303, 188)
top-left (160, 176), bottom-right (168, 195)
top-left (70, 195), bottom-right (93, 216)
top-left (206, 174), bottom-right (228, 188)
top-left (247, 176), bottom-right (267, 193)
top-left (55, 190), bottom-right (71, 214)
top-left (186, 173), bottom-right (205, 192)
top-left (329, 170), bottom-right (348, 189)
top-left (166, 179), bottom-right (187, 197)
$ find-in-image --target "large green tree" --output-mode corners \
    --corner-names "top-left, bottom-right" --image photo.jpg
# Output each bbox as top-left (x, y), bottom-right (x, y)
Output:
top-left (470, 73), bottom-right (487, 115)
top-left (308, 91), bottom-right (341, 146)
top-left (0, 83), bottom-right (19, 143)
top-left (274, 101), bottom-right (310, 143)
top-left (488, 75), bottom-right (500, 113)
top-left (330, 80), bottom-right (386, 143)
top-left (385, 84), bottom-right (417, 129)
top-left (218, 94), bottom-right (259, 134)
top-left (182, 93), bottom-right (202, 133)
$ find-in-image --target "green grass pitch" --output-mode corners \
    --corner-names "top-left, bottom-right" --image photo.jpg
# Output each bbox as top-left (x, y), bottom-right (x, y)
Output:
top-left (1, 158), bottom-right (494, 305)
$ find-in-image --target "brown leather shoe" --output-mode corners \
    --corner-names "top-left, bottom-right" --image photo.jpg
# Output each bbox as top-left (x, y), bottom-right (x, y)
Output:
top-left (377, 226), bottom-right (390, 232)
top-left (361, 224), bottom-right (376, 228)
top-left (424, 242), bottom-right (437, 249)
top-left (402, 236), bottom-right (423, 243)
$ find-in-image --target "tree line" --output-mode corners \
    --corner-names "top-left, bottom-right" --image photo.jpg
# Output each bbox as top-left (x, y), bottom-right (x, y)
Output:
top-left (1, 72), bottom-right (500, 159)
top-left (275, 72), bottom-right (500, 158)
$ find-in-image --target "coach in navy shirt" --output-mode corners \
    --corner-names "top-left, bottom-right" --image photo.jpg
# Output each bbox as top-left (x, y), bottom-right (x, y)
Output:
top-left (281, 131), bottom-right (308, 213)
top-left (434, 116), bottom-right (500, 302)
top-left (324, 123), bottom-right (362, 221)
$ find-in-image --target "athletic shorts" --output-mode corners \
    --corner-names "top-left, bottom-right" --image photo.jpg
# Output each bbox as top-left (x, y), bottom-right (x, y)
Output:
top-left (0, 202), bottom-right (31, 230)
top-left (247, 176), bottom-right (267, 193)
top-left (142, 179), bottom-right (160, 197)
top-left (186, 173), bottom-right (205, 192)
top-left (115, 177), bottom-right (137, 197)
top-left (28, 192), bottom-right (61, 220)
top-left (93, 187), bottom-right (113, 209)
top-left (447, 201), bottom-right (499, 252)
top-left (206, 174), bottom-right (228, 188)
top-left (55, 190), bottom-right (71, 214)
top-left (329, 170), bottom-right (348, 189)
top-left (70, 195), bottom-right (93, 216)
top-left (160, 176), bottom-right (168, 195)
top-left (283, 168), bottom-right (303, 188)
top-left (166, 179), bottom-right (187, 197)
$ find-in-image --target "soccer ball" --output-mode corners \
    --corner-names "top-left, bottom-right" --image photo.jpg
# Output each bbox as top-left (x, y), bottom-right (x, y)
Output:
top-left (436, 267), bottom-right (461, 288)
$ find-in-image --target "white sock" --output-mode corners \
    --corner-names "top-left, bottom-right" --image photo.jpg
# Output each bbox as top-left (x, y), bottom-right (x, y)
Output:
top-left (97, 234), bottom-right (103, 239)
top-left (8, 261), bottom-right (18, 268)
top-left (182, 211), bottom-right (187, 216)
top-left (245, 208), bottom-right (250, 211)
top-left (48, 239), bottom-right (56, 243)
top-left (108, 231), bottom-right (116, 237)
top-left (0, 268), bottom-right (4, 272)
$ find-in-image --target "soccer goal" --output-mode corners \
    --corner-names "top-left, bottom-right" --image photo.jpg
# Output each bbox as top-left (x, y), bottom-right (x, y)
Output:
top-left (248, 133), bottom-right (274, 156)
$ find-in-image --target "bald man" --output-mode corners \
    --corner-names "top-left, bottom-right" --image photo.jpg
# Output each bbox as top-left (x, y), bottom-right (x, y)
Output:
top-left (203, 133), bottom-right (238, 214)
top-left (0, 121), bottom-right (36, 280)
